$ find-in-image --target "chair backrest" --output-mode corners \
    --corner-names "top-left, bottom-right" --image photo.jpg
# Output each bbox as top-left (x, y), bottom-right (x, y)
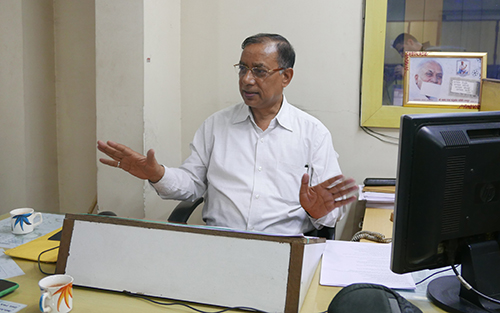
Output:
top-left (168, 197), bottom-right (335, 239)
top-left (167, 197), bottom-right (204, 224)
top-left (304, 227), bottom-right (335, 240)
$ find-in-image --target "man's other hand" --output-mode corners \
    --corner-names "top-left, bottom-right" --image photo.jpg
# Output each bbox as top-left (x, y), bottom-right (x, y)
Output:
top-left (300, 174), bottom-right (358, 219)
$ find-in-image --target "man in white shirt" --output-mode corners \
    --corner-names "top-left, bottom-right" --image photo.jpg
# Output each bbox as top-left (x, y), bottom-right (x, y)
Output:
top-left (98, 33), bottom-right (357, 235)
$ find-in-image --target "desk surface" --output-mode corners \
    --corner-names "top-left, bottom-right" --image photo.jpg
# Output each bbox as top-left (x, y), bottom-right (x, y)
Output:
top-left (359, 208), bottom-right (446, 313)
top-left (362, 207), bottom-right (394, 237)
top-left (2, 210), bottom-right (446, 312)
top-left (6, 259), bottom-right (229, 313)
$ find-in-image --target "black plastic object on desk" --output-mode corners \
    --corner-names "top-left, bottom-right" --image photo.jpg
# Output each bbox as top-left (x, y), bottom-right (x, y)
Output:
top-left (363, 178), bottom-right (396, 186)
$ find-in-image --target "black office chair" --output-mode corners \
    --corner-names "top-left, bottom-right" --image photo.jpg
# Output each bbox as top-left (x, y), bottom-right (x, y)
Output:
top-left (167, 197), bottom-right (335, 239)
top-left (167, 197), bottom-right (204, 224)
top-left (304, 226), bottom-right (336, 239)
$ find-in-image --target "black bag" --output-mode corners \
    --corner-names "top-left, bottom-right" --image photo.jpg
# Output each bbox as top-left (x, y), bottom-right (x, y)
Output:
top-left (328, 283), bottom-right (423, 313)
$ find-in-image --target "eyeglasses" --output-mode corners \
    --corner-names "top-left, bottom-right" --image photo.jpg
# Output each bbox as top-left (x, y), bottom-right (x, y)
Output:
top-left (233, 64), bottom-right (284, 79)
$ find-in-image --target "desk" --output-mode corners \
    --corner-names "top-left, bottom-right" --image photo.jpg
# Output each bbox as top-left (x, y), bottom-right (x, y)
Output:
top-left (4, 259), bottom-right (229, 312)
top-left (355, 208), bottom-right (447, 313)
top-left (361, 207), bottom-right (394, 236)
top-left (2, 211), bottom-right (446, 313)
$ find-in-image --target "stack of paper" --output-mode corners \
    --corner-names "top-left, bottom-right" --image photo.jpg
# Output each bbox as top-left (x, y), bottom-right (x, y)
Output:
top-left (320, 240), bottom-right (415, 290)
top-left (359, 185), bottom-right (395, 209)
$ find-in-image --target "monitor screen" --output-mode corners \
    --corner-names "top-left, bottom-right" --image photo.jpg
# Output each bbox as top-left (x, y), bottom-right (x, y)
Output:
top-left (391, 111), bottom-right (500, 312)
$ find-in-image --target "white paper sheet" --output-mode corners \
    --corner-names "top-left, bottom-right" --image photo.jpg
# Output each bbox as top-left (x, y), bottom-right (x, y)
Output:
top-left (320, 240), bottom-right (415, 290)
top-left (360, 191), bottom-right (395, 203)
top-left (0, 249), bottom-right (24, 279)
top-left (358, 187), bottom-right (396, 209)
top-left (0, 300), bottom-right (27, 312)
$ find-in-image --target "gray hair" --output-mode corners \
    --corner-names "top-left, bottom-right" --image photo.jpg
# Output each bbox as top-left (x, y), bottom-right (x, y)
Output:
top-left (241, 33), bottom-right (295, 69)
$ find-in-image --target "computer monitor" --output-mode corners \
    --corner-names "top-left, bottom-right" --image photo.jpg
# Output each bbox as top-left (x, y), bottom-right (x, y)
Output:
top-left (391, 111), bottom-right (500, 312)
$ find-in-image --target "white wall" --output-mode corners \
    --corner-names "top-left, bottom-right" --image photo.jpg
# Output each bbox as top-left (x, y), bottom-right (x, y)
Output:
top-left (180, 0), bottom-right (399, 185)
top-left (0, 0), bottom-right (26, 215)
top-left (143, 0), bottom-right (182, 221)
top-left (95, 0), bottom-right (148, 218)
top-left (0, 0), bottom-right (400, 221)
top-left (96, 0), bottom-right (182, 219)
top-left (0, 0), bottom-right (59, 215)
top-left (178, 0), bottom-right (399, 224)
top-left (23, 0), bottom-right (60, 212)
top-left (54, 0), bottom-right (97, 214)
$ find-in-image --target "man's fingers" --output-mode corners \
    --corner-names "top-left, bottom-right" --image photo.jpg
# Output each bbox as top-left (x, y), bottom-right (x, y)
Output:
top-left (321, 176), bottom-right (355, 191)
top-left (299, 173), bottom-right (310, 197)
top-left (97, 140), bottom-right (110, 154)
top-left (332, 178), bottom-right (355, 188)
top-left (320, 175), bottom-right (347, 190)
top-left (106, 140), bottom-right (117, 147)
top-left (333, 185), bottom-right (359, 199)
top-left (97, 141), bottom-right (128, 171)
top-left (97, 141), bottom-right (119, 159)
top-left (99, 158), bottom-right (116, 167)
top-left (107, 140), bottom-right (129, 154)
top-left (301, 173), bottom-right (310, 185)
top-left (146, 149), bottom-right (156, 165)
top-left (333, 195), bottom-right (357, 207)
top-left (323, 176), bottom-right (358, 202)
top-left (106, 140), bottom-right (130, 158)
top-left (98, 140), bottom-right (136, 163)
top-left (319, 195), bottom-right (358, 216)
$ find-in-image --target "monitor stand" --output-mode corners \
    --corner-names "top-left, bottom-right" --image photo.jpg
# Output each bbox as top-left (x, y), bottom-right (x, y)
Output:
top-left (427, 240), bottom-right (500, 313)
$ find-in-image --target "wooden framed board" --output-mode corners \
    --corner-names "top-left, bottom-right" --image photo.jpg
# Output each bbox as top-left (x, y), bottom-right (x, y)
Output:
top-left (56, 214), bottom-right (326, 313)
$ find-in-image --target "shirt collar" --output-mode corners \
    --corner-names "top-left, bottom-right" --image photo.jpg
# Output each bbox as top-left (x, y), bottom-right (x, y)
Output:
top-left (275, 95), bottom-right (293, 132)
top-left (232, 95), bottom-right (294, 132)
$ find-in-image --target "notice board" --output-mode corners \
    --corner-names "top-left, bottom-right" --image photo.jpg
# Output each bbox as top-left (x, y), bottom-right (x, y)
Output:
top-left (56, 214), bottom-right (326, 313)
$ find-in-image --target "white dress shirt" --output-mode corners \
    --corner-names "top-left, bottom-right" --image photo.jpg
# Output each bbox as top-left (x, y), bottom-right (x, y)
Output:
top-left (151, 96), bottom-right (345, 235)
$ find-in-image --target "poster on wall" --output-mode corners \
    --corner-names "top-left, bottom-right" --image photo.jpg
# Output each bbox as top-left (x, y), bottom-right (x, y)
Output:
top-left (403, 52), bottom-right (487, 109)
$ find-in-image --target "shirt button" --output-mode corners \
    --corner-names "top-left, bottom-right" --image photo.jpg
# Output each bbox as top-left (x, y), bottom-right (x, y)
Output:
top-left (258, 166), bottom-right (262, 171)
top-left (255, 194), bottom-right (260, 199)
top-left (260, 138), bottom-right (264, 143)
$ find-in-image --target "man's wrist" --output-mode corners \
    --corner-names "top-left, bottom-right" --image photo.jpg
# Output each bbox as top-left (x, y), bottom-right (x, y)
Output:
top-left (149, 165), bottom-right (165, 183)
top-left (304, 209), bottom-right (312, 217)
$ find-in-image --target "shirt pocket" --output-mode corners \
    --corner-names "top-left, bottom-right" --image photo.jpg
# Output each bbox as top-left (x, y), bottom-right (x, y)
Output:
top-left (275, 161), bottom-right (307, 205)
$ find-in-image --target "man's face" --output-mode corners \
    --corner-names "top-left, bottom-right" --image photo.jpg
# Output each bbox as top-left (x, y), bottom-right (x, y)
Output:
top-left (394, 39), bottom-right (422, 57)
top-left (394, 43), bottom-right (406, 57)
top-left (238, 42), bottom-right (292, 112)
top-left (415, 61), bottom-right (443, 89)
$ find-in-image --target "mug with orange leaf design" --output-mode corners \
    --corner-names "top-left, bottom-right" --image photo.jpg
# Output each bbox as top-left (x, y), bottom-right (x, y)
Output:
top-left (39, 274), bottom-right (73, 313)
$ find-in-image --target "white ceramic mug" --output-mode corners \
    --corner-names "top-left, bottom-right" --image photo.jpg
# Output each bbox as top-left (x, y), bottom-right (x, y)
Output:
top-left (39, 274), bottom-right (73, 313)
top-left (10, 208), bottom-right (43, 235)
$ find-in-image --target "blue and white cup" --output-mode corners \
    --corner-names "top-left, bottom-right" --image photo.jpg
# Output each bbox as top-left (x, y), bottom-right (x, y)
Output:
top-left (10, 208), bottom-right (43, 235)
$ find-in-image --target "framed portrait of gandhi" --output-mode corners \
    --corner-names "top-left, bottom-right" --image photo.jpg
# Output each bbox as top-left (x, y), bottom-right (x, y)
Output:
top-left (403, 52), bottom-right (487, 109)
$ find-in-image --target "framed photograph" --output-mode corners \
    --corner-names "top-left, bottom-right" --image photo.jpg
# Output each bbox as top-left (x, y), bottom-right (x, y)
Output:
top-left (403, 52), bottom-right (487, 109)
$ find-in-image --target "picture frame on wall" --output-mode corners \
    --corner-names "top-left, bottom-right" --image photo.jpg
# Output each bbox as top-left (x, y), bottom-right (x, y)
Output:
top-left (403, 52), bottom-right (487, 109)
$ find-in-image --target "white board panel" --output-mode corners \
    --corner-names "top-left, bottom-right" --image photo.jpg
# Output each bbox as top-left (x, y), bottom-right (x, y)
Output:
top-left (66, 220), bottom-right (292, 312)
